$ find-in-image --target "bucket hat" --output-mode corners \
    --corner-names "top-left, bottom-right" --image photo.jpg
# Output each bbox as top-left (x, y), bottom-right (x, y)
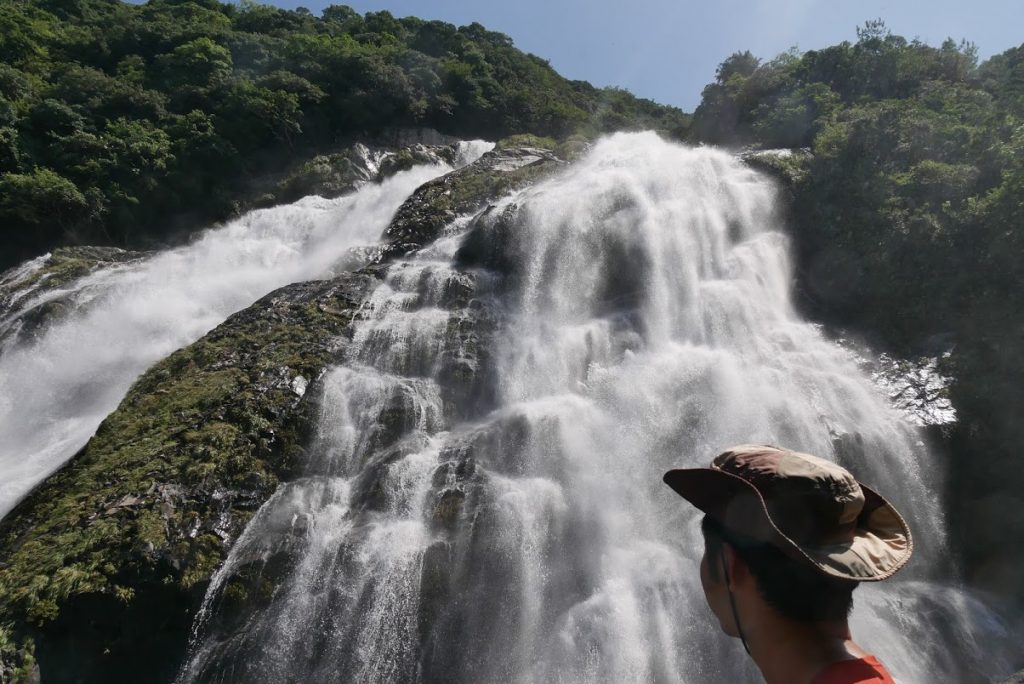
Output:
top-left (663, 444), bottom-right (912, 581)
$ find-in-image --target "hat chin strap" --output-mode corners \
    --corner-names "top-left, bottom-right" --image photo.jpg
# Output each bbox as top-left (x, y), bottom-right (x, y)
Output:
top-left (719, 548), bottom-right (751, 656)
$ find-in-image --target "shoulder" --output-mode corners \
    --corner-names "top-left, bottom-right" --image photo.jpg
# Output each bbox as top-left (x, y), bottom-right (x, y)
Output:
top-left (811, 656), bottom-right (895, 684)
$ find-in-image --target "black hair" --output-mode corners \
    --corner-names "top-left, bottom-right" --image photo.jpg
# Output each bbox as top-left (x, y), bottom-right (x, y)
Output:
top-left (700, 515), bottom-right (857, 623)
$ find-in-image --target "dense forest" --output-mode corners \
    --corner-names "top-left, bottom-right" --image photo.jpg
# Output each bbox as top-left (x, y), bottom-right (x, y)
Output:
top-left (0, 0), bottom-right (689, 269)
top-left (688, 22), bottom-right (1024, 603)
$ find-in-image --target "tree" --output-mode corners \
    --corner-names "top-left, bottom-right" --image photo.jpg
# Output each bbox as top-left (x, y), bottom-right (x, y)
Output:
top-left (0, 167), bottom-right (90, 236)
top-left (0, 126), bottom-right (23, 173)
top-left (0, 3), bottom-right (56, 66)
top-left (0, 0), bottom-right (689, 270)
top-left (716, 50), bottom-right (760, 83)
top-left (216, 81), bottom-right (302, 148)
top-left (154, 37), bottom-right (233, 91)
top-left (752, 83), bottom-right (840, 148)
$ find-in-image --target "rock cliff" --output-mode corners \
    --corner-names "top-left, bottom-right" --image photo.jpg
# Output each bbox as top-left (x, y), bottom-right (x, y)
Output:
top-left (0, 143), bottom-right (562, 682)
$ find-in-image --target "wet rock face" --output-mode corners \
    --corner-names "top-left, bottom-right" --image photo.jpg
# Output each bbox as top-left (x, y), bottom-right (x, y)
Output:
top-left (739, 148), bottom-right (813, 188)
top-left (0, 272), bottom-right (375, 680)
top-left (378, 146), bottom-right (563, 262)
top-left (244, 137), bottom-right (459, 211)
top-left (455, 203), bottom-right (523, 276)
top-left (377, 143), bottom-right (458, 178)
top-left (0, 247), bottom-right (146, 348)
top-left (831, 335), bottom-right (958, 428)
top-left (0, 143), bottom-right (563, 680)
top-left (170, 145), bottom-right (570, 682)
top-left (0, 629), bottom-right (39, 684)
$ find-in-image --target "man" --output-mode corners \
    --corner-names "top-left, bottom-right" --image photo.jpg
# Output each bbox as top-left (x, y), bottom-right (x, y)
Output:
top-left (663, 444), bottom-right (913, 684)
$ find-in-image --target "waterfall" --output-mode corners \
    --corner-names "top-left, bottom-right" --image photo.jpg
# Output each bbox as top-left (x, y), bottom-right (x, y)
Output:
top-left (0, 142), bottom-right (493, 519)
top-left (179, 132), bottom-right (1018, 683)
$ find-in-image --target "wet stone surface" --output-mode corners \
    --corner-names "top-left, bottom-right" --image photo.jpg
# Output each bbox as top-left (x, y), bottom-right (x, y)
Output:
top-left (0, 247), bottom-right (147, 348)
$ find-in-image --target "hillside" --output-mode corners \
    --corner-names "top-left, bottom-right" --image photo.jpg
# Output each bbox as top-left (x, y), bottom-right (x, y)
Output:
top-left (0, 0), bottom-right (689, 270)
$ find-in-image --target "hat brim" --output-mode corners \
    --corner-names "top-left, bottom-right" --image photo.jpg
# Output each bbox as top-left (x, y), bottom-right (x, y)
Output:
top-left (663, 467), bottom-right (913, 582)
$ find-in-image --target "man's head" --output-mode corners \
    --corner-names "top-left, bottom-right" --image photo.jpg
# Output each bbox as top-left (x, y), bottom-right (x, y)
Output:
top-left (699, 514), bottom-right (856, 634)
top-left (663, 444), bottom-right (913, 639)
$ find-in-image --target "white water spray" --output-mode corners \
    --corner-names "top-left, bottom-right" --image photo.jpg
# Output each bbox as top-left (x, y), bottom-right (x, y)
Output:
top-left (174, 132), bottom-right (1017, 682)
top-left (0, 142), bottom-right (493, 519)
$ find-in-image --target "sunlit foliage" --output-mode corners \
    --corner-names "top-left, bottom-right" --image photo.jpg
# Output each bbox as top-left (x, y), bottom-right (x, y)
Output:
top-left (0, 0), bottom-right (689, 269)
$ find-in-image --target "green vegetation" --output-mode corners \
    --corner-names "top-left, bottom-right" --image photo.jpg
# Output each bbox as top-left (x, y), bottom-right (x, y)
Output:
top-left (0, 0), bottom-right (689, 271)
top-left (0, 247), bottom-right (146, 347)
top-left (0, 246), bottom-right (142, 295)
top-left (692, 22), bottom-right (1024, 604)
top-left (380, 138), bottom-right (565, 260)
top-left (0, 623), bottom-right (36, 683)
top-left (0, 142), bottom-right (558, 675)
top-left (492, 133), bottom-right (558, 150)
top-left (0, 272), bottom-right (374, 676)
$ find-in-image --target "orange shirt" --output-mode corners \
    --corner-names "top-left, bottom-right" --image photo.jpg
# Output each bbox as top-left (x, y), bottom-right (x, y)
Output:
top-left (811, 656), bottom-right (895, 684)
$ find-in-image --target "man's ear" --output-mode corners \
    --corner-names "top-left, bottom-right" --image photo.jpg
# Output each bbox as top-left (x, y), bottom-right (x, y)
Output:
top-left (721, 543), bottom-right (748, 591)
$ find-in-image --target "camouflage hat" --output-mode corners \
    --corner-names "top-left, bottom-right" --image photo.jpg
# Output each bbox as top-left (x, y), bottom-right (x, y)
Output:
top-left (663, 444), bottom-right (913, 581)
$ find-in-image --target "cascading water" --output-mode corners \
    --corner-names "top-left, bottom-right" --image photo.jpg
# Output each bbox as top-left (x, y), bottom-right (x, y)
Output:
top-left (0, 142), bottom-right (493, 519)
top-left (180, 132), bottom-right (1017, 683)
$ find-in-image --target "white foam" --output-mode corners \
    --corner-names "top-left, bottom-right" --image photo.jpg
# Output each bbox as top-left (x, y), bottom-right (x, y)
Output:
top-left (0, 144), bottom-right (492, 518)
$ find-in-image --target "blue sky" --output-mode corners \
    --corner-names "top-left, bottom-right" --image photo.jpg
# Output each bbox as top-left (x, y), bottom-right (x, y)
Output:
top-left (262, 0), bottom-right (1022, 111)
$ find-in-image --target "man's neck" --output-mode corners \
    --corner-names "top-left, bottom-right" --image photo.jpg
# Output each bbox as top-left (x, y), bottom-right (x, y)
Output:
top-left (745, 616), bottom-right (865, 684)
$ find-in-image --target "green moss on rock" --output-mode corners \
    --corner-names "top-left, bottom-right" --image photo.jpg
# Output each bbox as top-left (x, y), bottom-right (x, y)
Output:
top-left (379, 145), bottom-right (566, 261)
top-left (494, 134), bottom-right (558, 151)
top-left (242, 140), bottom-right (459, 211)
top-left (0, 623), bottom-right (37, 684)
top-left (0, 247), bottom-right (147, 346)
top-left (0, 247), bottom-right (145, 296)
top-left (741, 148), bottom-right (813, 187)
top-left (0, 272), bottom-right (376, 677)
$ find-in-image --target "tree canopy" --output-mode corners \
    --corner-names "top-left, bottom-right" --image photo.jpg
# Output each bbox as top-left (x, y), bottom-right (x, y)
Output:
top-left (0, 0), bottom-right (690, 269)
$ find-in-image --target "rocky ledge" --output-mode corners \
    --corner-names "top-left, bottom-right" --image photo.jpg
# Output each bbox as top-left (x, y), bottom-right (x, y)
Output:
top-left (241, 130), bottom-right (462, 212)
top-left (378, 144), bottom-right (564, 261)
top-left (0, 247), bottom-right (147, 349)
top-left (0, 272), bottom-right (376, 681)
top-left (0, 141), bottom-right (566, 683)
